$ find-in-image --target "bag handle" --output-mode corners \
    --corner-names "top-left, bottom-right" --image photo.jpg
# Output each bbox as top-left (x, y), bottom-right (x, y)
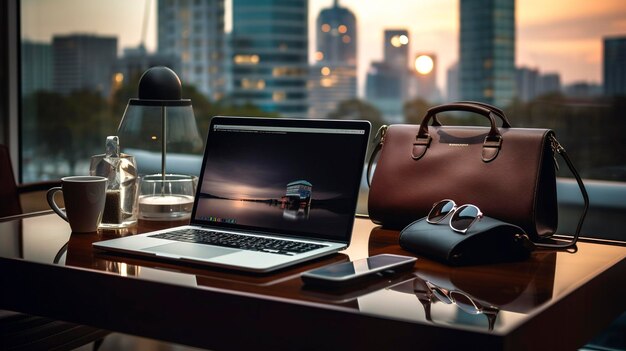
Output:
top-left (423, 101), bottom-right (512, 129)
top-left (413, 103), bottom-right (503, 162)
top-left (452, 101), bottom-right (512, 128)
top-left (367, 102), bottom-right (510, 186)
top-left (418, 103), bottom-right (500, 137)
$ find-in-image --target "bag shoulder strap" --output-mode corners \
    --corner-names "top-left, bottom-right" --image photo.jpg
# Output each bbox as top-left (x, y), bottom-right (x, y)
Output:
top-left (532, 135), bottom-right (589, 250)
top-left (367, 125), bottom-right (387, 187)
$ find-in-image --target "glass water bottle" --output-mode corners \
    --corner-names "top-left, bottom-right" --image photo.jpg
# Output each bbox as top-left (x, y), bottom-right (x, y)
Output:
top-left (89, 136), bottom-right (139, 229)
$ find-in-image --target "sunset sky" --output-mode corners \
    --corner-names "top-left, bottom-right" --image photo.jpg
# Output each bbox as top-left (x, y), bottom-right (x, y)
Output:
top-left (21, 0), bottom-right (626, 95)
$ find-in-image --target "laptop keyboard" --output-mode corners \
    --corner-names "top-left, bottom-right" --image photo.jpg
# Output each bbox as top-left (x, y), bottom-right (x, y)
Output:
top-left (148, 229), bottom-right (326, 256)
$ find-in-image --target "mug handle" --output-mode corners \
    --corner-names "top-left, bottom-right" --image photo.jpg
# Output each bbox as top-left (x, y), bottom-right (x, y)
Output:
top-left (46, 187), bottom-right (68, 222)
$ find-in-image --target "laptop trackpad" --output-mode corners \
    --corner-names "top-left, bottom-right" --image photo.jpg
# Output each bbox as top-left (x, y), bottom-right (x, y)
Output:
top-left (143, 242), bottom-right (238, 259)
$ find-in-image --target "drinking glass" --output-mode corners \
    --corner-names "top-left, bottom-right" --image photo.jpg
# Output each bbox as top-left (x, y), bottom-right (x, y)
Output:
top-left (138, 174), bottom-right (197, 221)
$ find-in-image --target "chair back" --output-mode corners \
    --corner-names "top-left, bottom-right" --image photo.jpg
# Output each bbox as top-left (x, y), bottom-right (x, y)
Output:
top-left (0, 144), bottom-right (23, 216)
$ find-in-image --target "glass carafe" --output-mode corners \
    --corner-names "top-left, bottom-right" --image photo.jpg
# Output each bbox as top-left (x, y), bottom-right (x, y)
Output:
top-left (89, 136), bottom-right (139, 228)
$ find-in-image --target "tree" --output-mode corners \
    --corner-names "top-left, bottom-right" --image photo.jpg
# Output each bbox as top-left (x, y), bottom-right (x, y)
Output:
top-left (65, 90), bottom-right (116, 171)
top-left (27, 92), bottom-right (74, 169)
top-left (22, 90), bottom-right (115, 175)
top-left (504, 94), bottom-right (626, 181)
top-left (403, 97), bottom-right (431, 124)
top-left (328, 98), bottom-right (385, 134)
top-left (327, 99), bottom-right (385, 161)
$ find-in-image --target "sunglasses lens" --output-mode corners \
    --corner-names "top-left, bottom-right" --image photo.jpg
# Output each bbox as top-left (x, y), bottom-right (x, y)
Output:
top-left (429, 286), bottom-right (453, 304)
top-left (427, 200), bottom-right (455, 223)
top-left (450, 291), bottom-right (481, 315)
top-left (450, 205), bottom-right (479, 232)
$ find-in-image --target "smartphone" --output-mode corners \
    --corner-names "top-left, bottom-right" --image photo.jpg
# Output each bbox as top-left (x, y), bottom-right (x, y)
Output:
top-left (301, 254), bottom-right (417, 287)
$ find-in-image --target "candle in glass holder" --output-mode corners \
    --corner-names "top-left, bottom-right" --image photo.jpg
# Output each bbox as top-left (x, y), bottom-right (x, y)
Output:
top-left (138, 194), bottom-right (194, 220)
top-left (138, 174), bottom-right (196, 221)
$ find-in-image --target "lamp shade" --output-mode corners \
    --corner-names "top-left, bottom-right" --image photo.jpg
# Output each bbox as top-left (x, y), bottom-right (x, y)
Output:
top-left (117, 67), bottom-right (203, 176)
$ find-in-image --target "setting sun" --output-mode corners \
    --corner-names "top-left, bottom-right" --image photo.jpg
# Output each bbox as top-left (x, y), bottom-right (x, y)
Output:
top-left (414, 55), bottom-right (434, 75)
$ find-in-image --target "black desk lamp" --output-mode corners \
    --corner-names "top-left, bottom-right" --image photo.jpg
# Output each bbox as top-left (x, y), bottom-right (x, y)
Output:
top-left (117, 66), bottom-right (202, 179)
top-left (117, 67), bottom-right (202, 220)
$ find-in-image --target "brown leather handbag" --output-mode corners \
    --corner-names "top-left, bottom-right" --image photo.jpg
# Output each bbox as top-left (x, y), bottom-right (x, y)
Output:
top-left (367, 102), bottom-right (588, 249)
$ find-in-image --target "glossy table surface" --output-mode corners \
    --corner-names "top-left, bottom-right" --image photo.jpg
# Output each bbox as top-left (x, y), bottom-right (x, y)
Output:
top-left (1, 212), bottom-right (625, 350)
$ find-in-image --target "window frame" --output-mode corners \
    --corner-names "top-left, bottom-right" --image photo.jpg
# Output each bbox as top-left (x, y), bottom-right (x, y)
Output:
top-left (5, 0), bottom-right (20, 181)
top-left (6, 0), bottom-right (626, 243)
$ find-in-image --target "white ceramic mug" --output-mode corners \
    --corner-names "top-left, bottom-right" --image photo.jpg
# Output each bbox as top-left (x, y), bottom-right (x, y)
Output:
top-left (46, 176), bottom-right (108, 233)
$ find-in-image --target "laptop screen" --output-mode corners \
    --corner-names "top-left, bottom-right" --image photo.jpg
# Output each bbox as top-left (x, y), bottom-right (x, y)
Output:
top-left (191, 117), bottom-right (371, 243)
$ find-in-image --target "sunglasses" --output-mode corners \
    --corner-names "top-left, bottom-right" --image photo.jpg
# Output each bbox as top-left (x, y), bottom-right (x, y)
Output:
top-left (418, 279), bottom-right (499, 331)
top-left (426, 199), bottom-right (483, 234)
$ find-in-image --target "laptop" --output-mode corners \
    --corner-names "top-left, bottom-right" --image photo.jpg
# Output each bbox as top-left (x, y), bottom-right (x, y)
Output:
top-left (94, 116), bottom-right (371, 273)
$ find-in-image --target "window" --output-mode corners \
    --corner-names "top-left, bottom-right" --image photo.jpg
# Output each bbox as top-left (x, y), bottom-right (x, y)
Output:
top-left (6, 0), bottom-right (626, 237)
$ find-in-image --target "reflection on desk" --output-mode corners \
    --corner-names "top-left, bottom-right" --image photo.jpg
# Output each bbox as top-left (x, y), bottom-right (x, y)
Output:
top-left (1, 213), bottom-right (625, 350)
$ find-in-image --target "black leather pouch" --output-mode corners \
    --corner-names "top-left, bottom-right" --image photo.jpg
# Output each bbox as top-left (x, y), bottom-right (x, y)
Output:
top-left (399, 216), bottom-right (533, 266)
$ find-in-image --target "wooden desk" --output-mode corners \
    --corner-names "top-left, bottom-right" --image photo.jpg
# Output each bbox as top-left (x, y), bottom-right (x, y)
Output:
top-left (1, 212), bottom-right (625, 350)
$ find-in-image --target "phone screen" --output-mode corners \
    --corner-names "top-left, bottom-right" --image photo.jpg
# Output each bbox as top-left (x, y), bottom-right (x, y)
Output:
top-left (307, 254), bottom-right (415, 278)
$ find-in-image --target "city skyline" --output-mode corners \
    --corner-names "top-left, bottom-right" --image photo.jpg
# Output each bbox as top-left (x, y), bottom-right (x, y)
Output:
top-left (21, 0), bottom-right (626, 95)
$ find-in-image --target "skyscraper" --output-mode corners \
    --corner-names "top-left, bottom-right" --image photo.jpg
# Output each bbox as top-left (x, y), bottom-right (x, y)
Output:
top-left (459, 0), bottom-right (515, 108)
top-left (308, 65), bottom-right (357, 119)
top-left (515, 67), bottom-right (561, 102)
top-left (309, 0), bottom-right (357, 118)
top-left (603, 36), bottom-right (626, 96)
top-left (158, 0), bottom-right (225, 101)
top-left (21, 40), bottom-right (52, 96)
top-left (515, 66), bottom-right (539, 102)
top-left (538, 73), bottom-right (561, 96)
top-left (52, 34), bottom-right (117, 97)
top-left (315, 0), bottom-right (356, 66)
top-left (365, 29), bottom-right (410, 122)
top-left (384, 30), bottom-right (410, 71)
top-left (446, 62), bottom-right (459, 101)
top-left (231, 0), bottom-right (308, 116)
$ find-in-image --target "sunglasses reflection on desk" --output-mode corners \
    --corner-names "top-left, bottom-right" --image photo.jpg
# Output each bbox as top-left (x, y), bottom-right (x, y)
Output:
top-left (412, 277), bottom-right (500, 331)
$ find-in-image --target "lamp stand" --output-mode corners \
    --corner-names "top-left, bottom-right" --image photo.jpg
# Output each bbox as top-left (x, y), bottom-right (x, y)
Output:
top-left (161, 105), bottom-right (167, 195)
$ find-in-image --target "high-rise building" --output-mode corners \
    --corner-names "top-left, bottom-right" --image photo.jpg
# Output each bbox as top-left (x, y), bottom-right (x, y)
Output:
top-left (384, 29), bottom-right (410, 70)
top-left (459, 0), bottom-right (515, 108)
top-left (365, 29), bottom-right (411, 122)
top-left (603, 36), bottom-right (626, 96)
top-left (52, 34), bottom-right (117, 97)
top-left (516, 67), bottom-right (562, 102)
top-left (315, 0), bottom-right (356, 66)
top-left (538, 73), bottom-right (561, 96)
top-left (515, 66), bottom-right (539, 102)
top-left (21, 40), bottom-right (52, 96)
top-left (231, 0), bottom-right (308, 116)
top-left (364, 62), bottom-right (401, 121)
top-left (308, 65), bottom-right (357, 118)
top-left (446, 62), bottom-right (459, 101)
top-left (158, 0), bottom-right (225, 101)
top-left (309, 0), bottom-right (357, 118)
